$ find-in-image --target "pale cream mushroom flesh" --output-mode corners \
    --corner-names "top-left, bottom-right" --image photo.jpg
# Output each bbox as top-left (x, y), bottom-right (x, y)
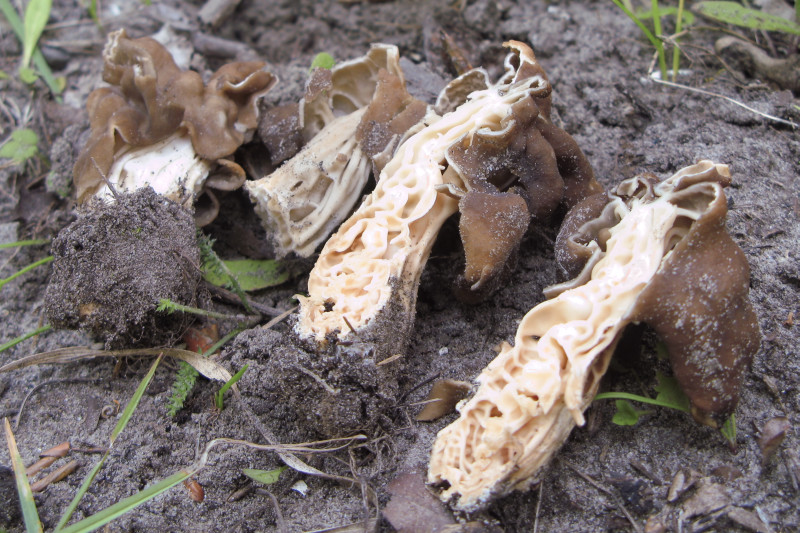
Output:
top-left (427, 161), bottom-right (759, 511)
top-left (246, 44), bottom-right (427, 257)
top-left (295, 41), bottom-right (599, 349)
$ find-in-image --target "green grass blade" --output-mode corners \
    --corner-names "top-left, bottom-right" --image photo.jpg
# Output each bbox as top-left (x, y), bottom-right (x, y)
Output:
top-left (695, 1), bottom-right (800, 35)
top-left (215, 364), bottom-right (248, 409)
top-left (21, 0), bottom-right (52, 68)
top-left (0, 0), bottom-right (63, 98)
top-left (611, 0), bottom-right (668, 79)
top-left (55, 355), bottom-right (164, 531)
top-left (0, 256), bottom-right (54, 290)
top-left (672, 0), bottom-right (686, 81)
top-left (57, 469), bottom-right (196, 533)
top-left (0, 324), bottom-right (51, 353)
top-left (594, 391), bottom-right (691, 413)
top-left (203, 326), bottom-right (245, 357)
top-left (0, 238), bottom-right (49, 249)
top-left (110, 354), bottom-right (163, 442)
top-left (4, 418), bottom-right (43, 533)
top-left (54, 454), bottom-right (109, 532)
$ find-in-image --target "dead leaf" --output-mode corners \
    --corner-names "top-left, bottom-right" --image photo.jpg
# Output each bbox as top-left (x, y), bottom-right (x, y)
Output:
top-left (726, 506), bottom-right (774, 533)
top-left (0, 347), bottom-right (233, 382)
top-left (382, 472), bottom-right (455, 533)
top-left (31, 460), bottom-right (78, 492)
top-left (416, 379), bottom-right (471, 421)
top-left (710, 465), bottom-right (743, 482)
top-left (183, 324), bottom-right (220, 354)
top-left (758, 417), bottom-right (790, 465)
top-left (667, 469), bottom-right (700, 503)
top-left (681, 481), bottom-right (730, 519)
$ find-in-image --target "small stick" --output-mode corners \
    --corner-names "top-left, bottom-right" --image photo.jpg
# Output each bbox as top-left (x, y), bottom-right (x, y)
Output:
top-left (90, 157), bottom-right (119, 201)
top-left (31, 460), bottom-right (79, 492)
top-left (563, 460), bottom-right (643, 533)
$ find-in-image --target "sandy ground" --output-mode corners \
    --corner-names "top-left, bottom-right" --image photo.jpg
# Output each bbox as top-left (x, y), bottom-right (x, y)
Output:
top-left (1, 0), bottom-right (799, 531)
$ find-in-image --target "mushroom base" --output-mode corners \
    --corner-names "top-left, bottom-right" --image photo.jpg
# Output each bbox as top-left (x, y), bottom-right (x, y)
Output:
top-left (238, 314), bottom-right (408, 437)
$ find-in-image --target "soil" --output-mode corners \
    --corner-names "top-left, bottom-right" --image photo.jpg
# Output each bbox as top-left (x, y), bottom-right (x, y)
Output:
top-left (1, 1), bottom-right (799, 532)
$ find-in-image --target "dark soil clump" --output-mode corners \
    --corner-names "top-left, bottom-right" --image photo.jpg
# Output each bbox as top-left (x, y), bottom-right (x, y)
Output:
top-left (44, 188), bottom-right (202, 348)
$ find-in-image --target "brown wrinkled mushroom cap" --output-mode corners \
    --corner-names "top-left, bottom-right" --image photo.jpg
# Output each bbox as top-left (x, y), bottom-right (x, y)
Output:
top-left (554, 163), bottom-right (760, 425)
top-left (428, 161), bottom-right (759, 511)
top-left (74, 29), bottom-right (275, 218)
top-left (445, 41), bottom-right (602, 300)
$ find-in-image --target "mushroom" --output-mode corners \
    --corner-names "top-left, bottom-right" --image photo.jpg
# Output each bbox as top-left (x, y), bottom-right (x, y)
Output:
top-left (73, 29), bottom-right (276, 225)
top-left (295, 41), bottom-right (600, 353)
top-left (427, 161), bottom-right (760, 511)
top-left (246, 44), bottom-right (428, 257)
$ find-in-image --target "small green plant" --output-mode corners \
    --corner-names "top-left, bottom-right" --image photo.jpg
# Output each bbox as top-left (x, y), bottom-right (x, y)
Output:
top-left (720, 412), bottom-right (737, 447)
top-left (596, 371), bottom-right (691, 425)
top-left (243, 466), bottom-right (287, 485)
top-left (199, 233), bottom-right (288, 316)
top-left (214, 364), bottom-right (249, 410)
top-left (611, 0), bottom-right (690, 81)
top-left (85, 0), bottom-right (101, 28)
top-left (156, 298), bottom-right (240, 320)
top-left (0, 128), bottom-right (40, 165)
top-left (0, 0), bottom-right (62, 97)
top-left (695, 1), bottom-right (800, 35)
top-left (166, 326), bottom-right (245, 417)
top-left (309, 52), bottom-right (335, 72)
top-left (166, 361), bottom-right (199, 417)
top-left (595, 371), bottom-right (737, 443)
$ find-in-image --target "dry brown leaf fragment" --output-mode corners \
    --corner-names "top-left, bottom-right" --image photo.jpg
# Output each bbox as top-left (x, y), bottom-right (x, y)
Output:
top-left (680, 481), bottom-right (730, 520)
top-left (30, 460), bottom-right (79, 493)
top-left (416, 380), bottom-right (472, 421)
top-left (382, 472), bottom-right (456, 532)
top-left (758, 416), bottom-right (790, 466)
top-left (667, 468), bottom-right (700, 503)
top-left (725, 506), bottom-right (775, 533)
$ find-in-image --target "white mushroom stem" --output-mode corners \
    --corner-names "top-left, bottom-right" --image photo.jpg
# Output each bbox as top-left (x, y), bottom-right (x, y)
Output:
top-left (247, 109), bottom-right (371, 256)
top-left (427, 162), bottom-right (729, 511)
top-left (93, 132), bottom-right (211, 209)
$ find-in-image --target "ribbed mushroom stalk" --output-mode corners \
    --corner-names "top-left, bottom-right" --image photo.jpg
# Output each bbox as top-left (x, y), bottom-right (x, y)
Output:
top-left (428, 161), bottom-right (760, 511)
top-left (246, 44), bottom-right (427, 257)
top-left (295, 42), bottom-right (599, 350)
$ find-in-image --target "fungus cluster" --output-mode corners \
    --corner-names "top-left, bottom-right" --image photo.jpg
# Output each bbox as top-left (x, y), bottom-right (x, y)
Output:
top-left (73, 29), bottom-right (275, 225)
top-left (246, 44), bottom-right (427, 257)
top-left (427, 161), bottom-right (760, 511)
top-left (46, 29), bottom-right (275, 345)
top-left (295, 41), bottom-right (600, 351)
